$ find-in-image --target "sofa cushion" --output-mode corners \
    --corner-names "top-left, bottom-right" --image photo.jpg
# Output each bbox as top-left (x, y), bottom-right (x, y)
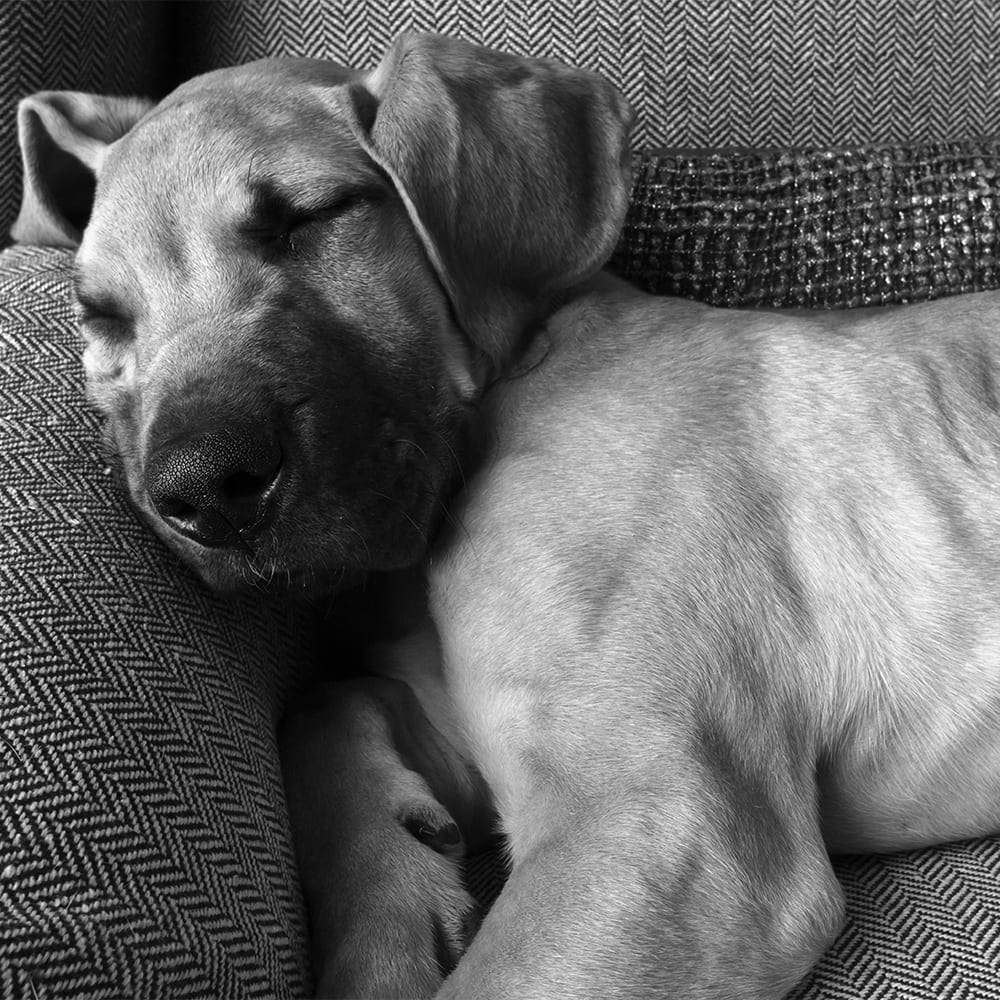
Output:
top-left (0, 247), bottom-right (317, 999)
top-left (795, 842), bottom-right (1000, 998)
top-left (616, 141), bottom-right (1000, 308)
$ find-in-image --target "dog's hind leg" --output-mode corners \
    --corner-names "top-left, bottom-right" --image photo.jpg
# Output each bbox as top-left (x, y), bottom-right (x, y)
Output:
top-left (280, 677), bottom-right (484, 999)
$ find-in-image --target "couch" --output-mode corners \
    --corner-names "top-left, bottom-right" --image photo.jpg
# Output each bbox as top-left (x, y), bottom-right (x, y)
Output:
top-left (4, 2), bottom-right (1000, 997)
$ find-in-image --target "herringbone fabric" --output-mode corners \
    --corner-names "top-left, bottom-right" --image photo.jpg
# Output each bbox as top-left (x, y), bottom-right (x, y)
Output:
top-left (0, 246), bottom-right (316, 999)
top-left (172, 0), bottom-right (1000, 151)
top-left (794, 842), bottom-right (1000, 998)
top-left (0, 0), bottom-right (171, 242)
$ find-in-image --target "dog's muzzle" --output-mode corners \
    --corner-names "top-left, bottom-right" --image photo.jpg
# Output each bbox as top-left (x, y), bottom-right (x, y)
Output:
top-left (144, 425), bottom-right (283, 548)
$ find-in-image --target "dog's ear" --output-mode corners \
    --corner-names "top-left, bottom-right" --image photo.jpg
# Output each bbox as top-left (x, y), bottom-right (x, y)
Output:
top-left (341, 34), bottom-right (633, 367)
top-left (11, 91), bottom-right (153, 247)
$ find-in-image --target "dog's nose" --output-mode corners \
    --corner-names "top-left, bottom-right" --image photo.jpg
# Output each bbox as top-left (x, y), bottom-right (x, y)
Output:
top-left (145, 427), bottom-right (283, 547)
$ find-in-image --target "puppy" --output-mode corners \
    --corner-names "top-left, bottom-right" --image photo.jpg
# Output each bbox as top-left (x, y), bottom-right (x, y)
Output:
top-left (15, 32), bottom-right (1000, 1000)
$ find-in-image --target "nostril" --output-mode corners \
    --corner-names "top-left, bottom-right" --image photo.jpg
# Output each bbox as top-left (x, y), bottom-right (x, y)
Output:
top-left (156, 495), bottom-right (199, 522)
top-left (222, 468), bottom-right (278, 503)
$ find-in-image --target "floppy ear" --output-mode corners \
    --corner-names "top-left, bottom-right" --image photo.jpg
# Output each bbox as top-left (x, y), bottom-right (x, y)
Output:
top-left (341, 33), bottom-right (634, 367)
top-left (11, 91), bottom-right (153, 247)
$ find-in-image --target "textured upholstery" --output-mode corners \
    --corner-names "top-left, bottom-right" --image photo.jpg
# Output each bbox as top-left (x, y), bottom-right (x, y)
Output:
top-left (4, 3), bottom-right (1000, 999)
top-left (173, 0), bottom-right (1000, 150)
top-left (0, 248), bottom-right (316, 999)
top-left (807, 841), bottom-right (1000, 998)
top-left (618, 144), bottom-right (1000, 308)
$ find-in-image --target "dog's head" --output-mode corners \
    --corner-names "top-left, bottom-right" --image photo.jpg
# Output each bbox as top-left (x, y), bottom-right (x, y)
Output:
top-left (13, 34), bottom-right (632, 596)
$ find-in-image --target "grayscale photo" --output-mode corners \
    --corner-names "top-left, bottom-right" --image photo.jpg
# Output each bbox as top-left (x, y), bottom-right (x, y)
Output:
top-left (4, 2), bottom-right (1000, 998)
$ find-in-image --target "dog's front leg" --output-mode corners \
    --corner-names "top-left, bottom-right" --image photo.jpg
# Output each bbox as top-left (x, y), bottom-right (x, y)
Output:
top-left (280, 678), bottom-right (482, 999)
top-left (434, 768), bottom-right (843, 1000)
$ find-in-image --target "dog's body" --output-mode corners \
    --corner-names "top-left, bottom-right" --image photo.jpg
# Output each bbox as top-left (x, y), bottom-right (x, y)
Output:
top-left (14, 34), bottom-right (1000, 998)
top-left (416, 280), bottom-right (1000, 997)
top-left (438, 280), bottom-right (1000, 857)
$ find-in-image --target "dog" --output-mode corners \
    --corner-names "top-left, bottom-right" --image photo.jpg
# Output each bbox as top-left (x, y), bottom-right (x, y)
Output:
top-left (14, 32), bottom-right (1000, 999)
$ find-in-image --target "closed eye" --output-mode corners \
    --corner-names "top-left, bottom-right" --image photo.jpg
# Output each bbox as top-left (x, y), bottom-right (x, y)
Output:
top-left (243, 183), bottom-right (382, 245)
top-left (74, 292), bottom-right (132, 330)
top-left (72, 269), bottom-right (127, 319)
top-left (294, 190), bottom-right (375, 226)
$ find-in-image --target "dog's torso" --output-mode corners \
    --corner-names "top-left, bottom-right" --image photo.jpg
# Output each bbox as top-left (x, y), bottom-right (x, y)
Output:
top-left (432, 276), bottom-right (1000, 862)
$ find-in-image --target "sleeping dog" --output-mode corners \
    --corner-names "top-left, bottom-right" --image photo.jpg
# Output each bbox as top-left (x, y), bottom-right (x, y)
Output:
top-left (14, 33), bottom-right (1000, 999)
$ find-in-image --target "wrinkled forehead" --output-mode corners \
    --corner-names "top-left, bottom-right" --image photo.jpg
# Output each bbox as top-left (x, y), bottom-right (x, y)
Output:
top-left (84, 70), bottom-right (372, 252)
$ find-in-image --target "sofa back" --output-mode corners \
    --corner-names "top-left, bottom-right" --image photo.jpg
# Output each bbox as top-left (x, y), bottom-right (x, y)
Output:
top-left (5, 0), bottom-right (1000, 239)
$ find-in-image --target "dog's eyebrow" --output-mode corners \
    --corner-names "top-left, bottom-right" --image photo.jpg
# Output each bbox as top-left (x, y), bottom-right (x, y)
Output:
top-left (242, 174), bottom-right (385, 232)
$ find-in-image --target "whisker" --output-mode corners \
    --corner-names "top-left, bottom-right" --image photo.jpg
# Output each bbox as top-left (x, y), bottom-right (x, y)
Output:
top-left (432, 429), bottom-right (468, 492)
top-left (247, 562), bottom-right (269, 592)
top-left (409, 463), bottom-right (477, 555)
top-left (340, 519), bottom-right (372, 567)
top-left (367, 489), bottom-right (428, 545)
top-left (439, 498), bottom-right (476, 556)
top-left (396, 437), bottom-right (429, 462)
top-left (239, 560), bottom-right (268, 594)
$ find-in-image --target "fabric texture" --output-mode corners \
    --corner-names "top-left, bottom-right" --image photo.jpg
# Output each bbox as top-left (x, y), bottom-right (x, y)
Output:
top-left (0, 1), bottom-right (172, 241)
top-left (615, 142), bottom-right (1000, 308)
top-left (0, 247), bottom-right (316, 999)
top-left (172, 0), bottom-right (1000, 151)
top-left (796, 842), bottom-right (1000, 999)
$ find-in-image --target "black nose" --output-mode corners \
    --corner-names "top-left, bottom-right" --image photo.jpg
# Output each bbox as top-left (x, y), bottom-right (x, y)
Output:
top-left (145, 427), bottom-right (283, 547)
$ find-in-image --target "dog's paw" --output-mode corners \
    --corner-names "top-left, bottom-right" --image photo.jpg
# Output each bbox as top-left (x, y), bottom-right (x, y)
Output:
top-left (315, 796), bottom-right (480, 1000)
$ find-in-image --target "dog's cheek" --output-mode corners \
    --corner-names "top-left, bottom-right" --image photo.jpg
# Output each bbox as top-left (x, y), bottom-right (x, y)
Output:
top-left (82, 337), bottom-right (142, 471)
top-left (82, 337), bottom-right (138, 412)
